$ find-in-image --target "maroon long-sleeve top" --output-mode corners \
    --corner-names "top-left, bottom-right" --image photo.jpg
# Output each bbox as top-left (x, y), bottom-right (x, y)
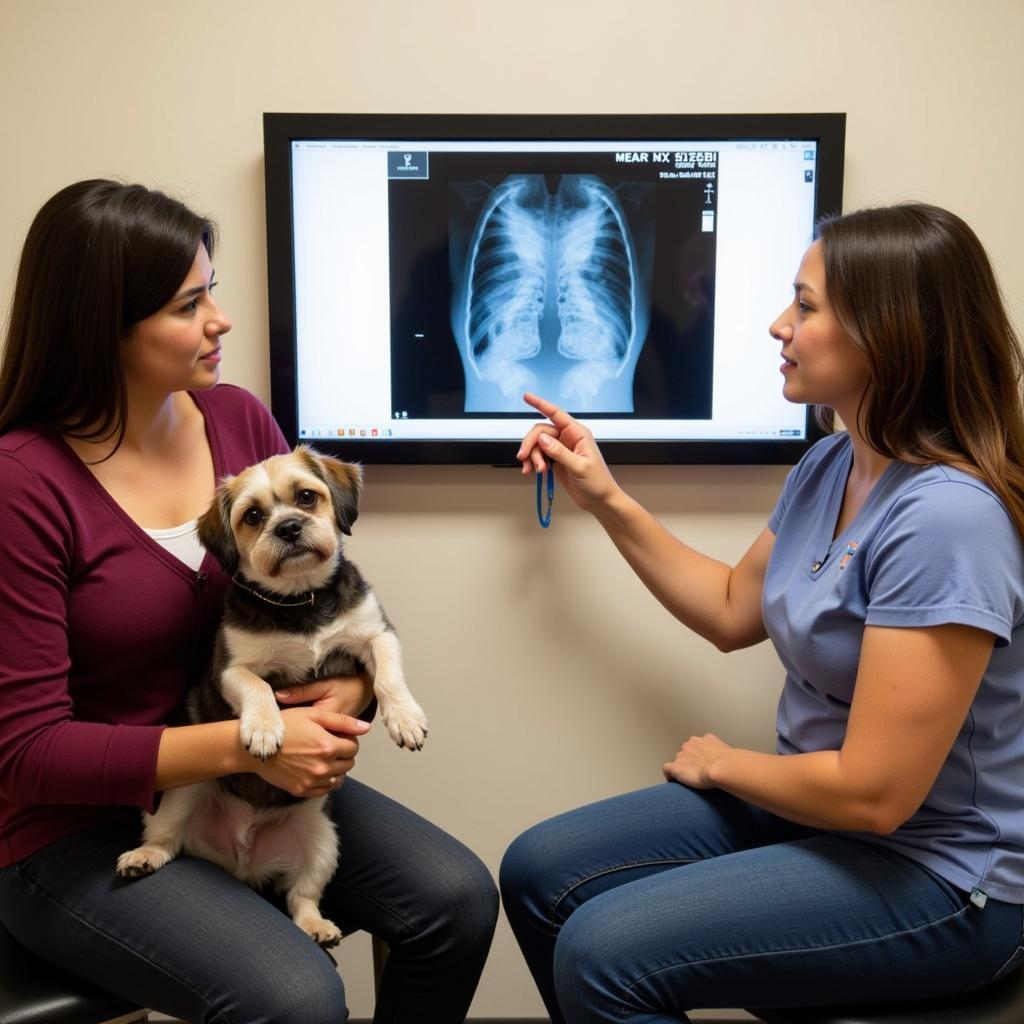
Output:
top-left (0, 384), bottom-right (289, 865)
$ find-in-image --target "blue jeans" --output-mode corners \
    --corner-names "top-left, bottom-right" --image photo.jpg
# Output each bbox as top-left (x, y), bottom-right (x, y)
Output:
top-left (0, 778), bottom-right (498, 1024)
top-left (500, 783), bottom-right (1024, 1023)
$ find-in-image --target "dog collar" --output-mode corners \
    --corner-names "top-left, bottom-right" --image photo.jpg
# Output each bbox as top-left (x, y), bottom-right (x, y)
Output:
top-left (231, 574), bottom-right (316, 607)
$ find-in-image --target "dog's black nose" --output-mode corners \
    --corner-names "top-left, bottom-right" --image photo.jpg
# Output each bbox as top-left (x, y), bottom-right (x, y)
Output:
top-left (274, 518), bottom-right (304, 543)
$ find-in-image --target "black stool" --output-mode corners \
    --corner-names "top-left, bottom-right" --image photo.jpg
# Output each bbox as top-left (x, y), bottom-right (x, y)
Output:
top-left (749, 962), bottom-right (1024, 1024)
top-left (0, 920), bottom-right (147, 1024)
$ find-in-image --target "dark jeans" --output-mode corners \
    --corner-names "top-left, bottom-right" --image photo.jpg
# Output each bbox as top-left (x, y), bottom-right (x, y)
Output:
top-left (500, 783), bottom-right (1024, 1024)
top-left (0, 778), bottom-right (498, 1024)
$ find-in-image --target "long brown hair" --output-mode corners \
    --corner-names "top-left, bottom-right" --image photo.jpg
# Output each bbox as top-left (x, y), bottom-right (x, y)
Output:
top-left (815, 203), bottom-right (1024, 537)
top-left (0, 179), bottom-right (216, 446)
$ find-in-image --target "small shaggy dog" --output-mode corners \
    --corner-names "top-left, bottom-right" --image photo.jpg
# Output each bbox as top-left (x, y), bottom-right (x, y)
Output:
top-left (117, 446), bottom-right (427, 946)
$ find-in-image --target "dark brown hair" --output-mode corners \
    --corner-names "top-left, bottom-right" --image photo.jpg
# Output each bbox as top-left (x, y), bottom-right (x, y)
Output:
top-left (815, 203), bottom-right (1024, 537)
top-left (0, 179), bottom-right (216, 445)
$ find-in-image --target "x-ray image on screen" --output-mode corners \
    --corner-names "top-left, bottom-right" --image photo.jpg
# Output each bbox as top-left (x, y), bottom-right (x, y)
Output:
top-left (449, 174), bottom-right (654, 412)
top-left (387, 150), bottom-right (716, 421)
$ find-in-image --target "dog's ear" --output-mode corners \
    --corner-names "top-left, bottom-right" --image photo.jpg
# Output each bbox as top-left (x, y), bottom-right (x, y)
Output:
top-left (197, 478), bottom-right (240, 574)
top-left (297, 445), bottom-right (363, 536)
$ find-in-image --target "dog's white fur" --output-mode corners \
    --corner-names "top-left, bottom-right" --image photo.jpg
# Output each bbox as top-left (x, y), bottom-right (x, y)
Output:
top-left (117, 783), bottom-right (343, 944)
top-left (116, 447), bottom-right (427, 947)
top-left (223, 591), bottom-right (425, 755)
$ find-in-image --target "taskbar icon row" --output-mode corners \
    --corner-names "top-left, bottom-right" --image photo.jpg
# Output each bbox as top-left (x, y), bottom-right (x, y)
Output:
top-left (298, 426), bottom-right (394, 439)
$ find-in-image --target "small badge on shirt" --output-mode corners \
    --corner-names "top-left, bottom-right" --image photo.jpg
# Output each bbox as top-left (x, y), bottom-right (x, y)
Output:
top-left (839, 540), bottom-right (859, 570)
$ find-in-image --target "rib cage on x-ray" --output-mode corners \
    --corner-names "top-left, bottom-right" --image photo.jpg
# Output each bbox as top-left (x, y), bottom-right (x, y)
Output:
top-left (463, 174), bottom-right (640, 404)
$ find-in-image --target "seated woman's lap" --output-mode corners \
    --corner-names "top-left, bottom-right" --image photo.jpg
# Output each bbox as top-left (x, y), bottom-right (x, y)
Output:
top-left (0, 815), bottom-right (343, 1023)
top-left (0, 777), bottom-right (498, 1024)
top-left (500, 783), bottom-right (1023, 1024)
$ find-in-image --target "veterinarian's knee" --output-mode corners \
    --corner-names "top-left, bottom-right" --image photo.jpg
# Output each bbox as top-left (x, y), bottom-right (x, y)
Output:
top-left (553, 904), bottom-right (634, 1020)
top-left (499, 820), bottom-right (560, 913)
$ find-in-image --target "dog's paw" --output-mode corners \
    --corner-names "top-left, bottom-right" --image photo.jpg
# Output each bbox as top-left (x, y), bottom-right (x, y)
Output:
top-left (296, 912), bottom-right (343, 948)
top-left (240, 708), bottom-right (286, 760)
top-left (116, 845), bottom-right (174, 878)
top-left (382, 701), bottom-right (429, 751)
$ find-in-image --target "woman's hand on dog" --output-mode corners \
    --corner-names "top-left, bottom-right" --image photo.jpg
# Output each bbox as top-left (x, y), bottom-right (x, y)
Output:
top-left (516, 392), bottom-right (623, 514)
top-left (276, 673), bottom-right (374, 718)
top-left (249, 706), bottom-right (370, 798)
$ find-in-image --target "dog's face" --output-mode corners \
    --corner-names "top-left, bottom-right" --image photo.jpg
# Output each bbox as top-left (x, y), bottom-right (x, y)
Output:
top-left (198, 446), bottom-right (363, 594)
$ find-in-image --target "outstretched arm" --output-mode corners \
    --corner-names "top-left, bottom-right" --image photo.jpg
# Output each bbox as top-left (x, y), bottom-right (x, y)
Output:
top-left (517, 393), bottom-right (773, 652)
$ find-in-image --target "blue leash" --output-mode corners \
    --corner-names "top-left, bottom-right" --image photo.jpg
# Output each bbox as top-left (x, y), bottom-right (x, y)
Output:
top-left (536, 465), bottom-right (554, 528)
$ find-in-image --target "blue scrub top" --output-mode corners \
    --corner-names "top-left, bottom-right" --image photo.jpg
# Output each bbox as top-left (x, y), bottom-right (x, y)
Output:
top-left (764, 431), bottom-right (1024, 903)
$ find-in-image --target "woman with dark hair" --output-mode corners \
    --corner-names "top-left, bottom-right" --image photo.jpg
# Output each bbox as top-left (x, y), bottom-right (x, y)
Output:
top-left (502, 203), bottom-right (1024, 1020)
top-left (0, 179), bottom-right (497, 1024)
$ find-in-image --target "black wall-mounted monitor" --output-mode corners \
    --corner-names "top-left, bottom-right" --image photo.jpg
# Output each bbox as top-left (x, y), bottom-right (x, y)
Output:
top-left (263, 112), bottom-right (845, 464)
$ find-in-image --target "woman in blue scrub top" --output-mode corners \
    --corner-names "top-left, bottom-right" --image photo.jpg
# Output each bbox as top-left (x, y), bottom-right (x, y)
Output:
top-left (501, 203), bottom-right (1024, 1021)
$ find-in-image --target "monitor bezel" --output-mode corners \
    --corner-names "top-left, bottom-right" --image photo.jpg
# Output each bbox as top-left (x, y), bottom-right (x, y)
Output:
top-left (263, 112), bottom-right (844, 465)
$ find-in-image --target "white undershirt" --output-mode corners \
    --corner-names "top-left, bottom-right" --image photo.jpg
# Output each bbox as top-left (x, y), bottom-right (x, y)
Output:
top-left (142, 519), bottom-right (206, 572)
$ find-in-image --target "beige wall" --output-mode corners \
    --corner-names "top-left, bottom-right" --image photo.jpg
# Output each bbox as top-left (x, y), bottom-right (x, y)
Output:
top-left (1, 1), bottom-right (1022, 1017)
